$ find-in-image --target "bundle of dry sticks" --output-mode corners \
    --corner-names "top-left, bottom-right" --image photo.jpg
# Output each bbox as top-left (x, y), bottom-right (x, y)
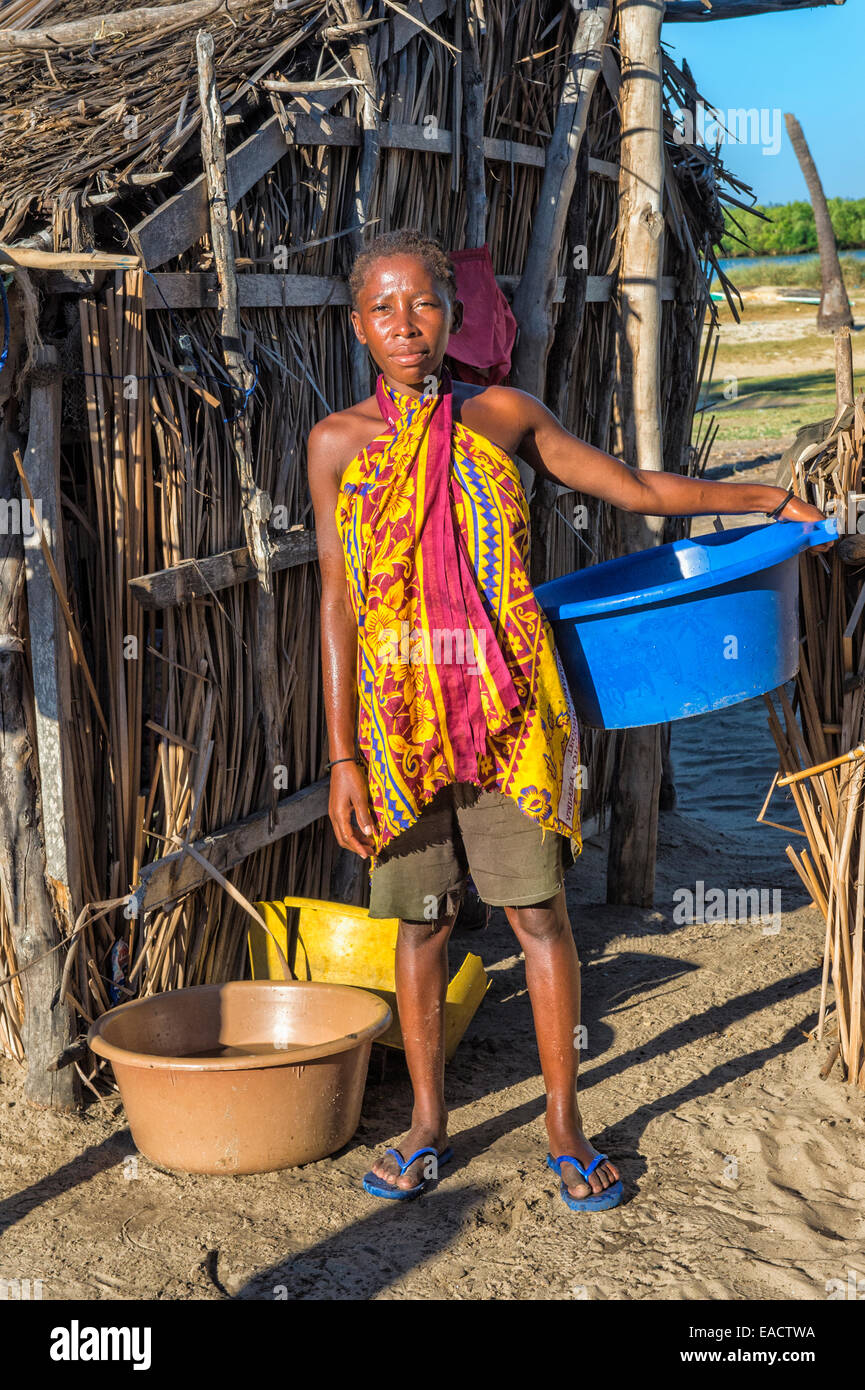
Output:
top-left (763, 392), bottom-right (865, 1090)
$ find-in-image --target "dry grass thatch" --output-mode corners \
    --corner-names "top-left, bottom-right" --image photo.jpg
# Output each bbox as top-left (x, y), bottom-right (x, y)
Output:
top-left (763, 398), bottom-right (865, 1090)
top-left (0, 0), bottom-right (749, 1067)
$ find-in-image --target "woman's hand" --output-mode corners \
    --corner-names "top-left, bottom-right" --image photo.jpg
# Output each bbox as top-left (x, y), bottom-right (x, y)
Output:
top-left (775, 494), bottom-right (834, 552)
top-left (329, 760), bottom-right (376, 858)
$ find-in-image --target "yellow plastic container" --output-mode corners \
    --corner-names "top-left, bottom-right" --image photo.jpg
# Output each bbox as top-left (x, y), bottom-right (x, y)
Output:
top-left (249, 895), bottom-right (489, 1062)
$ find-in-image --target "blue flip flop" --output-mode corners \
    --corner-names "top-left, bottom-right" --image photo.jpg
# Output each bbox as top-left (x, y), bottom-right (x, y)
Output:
top-left (547, 1152), bottom-right (624, 1212)
top-left (362, 1145), bottom-right (454, 1200)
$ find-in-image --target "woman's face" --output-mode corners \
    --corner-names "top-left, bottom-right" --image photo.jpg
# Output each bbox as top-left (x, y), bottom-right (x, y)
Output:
top-left (350, 253), bottom-right (463, 393)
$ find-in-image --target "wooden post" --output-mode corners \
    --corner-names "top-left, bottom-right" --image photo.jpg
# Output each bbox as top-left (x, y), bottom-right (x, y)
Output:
top-left (20, 347), bottom-right (83, 931)
top-left (617, 1), bottom-right (666, 485)
top-left (510, 0), bottom-right (613, 588)
top-left (835, 326), bottom-right (854, 410)
top-left (196, 29), bottom-right (282, 830)
top-left (537, 135), bottom-right (591, 580)
top-left (340, 0), bottom-right (380, 404)
top-left (0, 417), bottom-right (78, 1107)
top-left (547, 135), bottom-right (589, 421)
top-left (461, 0), bottom-right (487, 250)
top-left (326, 1), bottom-right (381, 907)
top-left (511, 2), bottom-right (613, 403)
top-left (607, 0), bottom-right (666, 908)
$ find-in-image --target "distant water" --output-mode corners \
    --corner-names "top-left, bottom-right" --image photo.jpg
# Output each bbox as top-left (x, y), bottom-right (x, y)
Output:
top-left (712, 249), bottom-right (865, 283)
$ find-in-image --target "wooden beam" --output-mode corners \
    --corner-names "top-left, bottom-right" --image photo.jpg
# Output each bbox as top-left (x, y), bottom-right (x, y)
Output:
top-left (0, 0), bottom-right (259, 51)
top-left (321, 17), bottom-right (388, 38)
top-left (146, 272), bottom-right (351, 308)
top-left (134, 96), bottom-right (620, 272)
top-left (129, 528), bottom-right (317, 610)
top-left (262, 78), bottom-right (365, 93)
top-left (0, 247), bottom-right (138, 271)
top-left (664, 0), bottom-right (844, 19)
top-left (135, 114), bottom-right (288, 269)
top-left (589, 155), bottom-right (619, 181)
top-left (128, 780), bottom-right (331, 915)
top-left (486, 135), bottom-right (543, 168)
top-left (143, 270), bottom-right (679, 310)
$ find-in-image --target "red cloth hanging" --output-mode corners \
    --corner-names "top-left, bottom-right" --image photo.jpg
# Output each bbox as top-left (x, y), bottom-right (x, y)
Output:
top-left (445, 244), bottom-right (517, 386)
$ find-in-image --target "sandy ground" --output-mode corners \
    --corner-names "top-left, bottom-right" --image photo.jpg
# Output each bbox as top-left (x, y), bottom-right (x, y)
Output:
top-left (2, 678), bottom-right (863, 1301)
top-left (707, 286), bottom-right (864, 398)
top-left (2, 423), bottom-right (863, 1302)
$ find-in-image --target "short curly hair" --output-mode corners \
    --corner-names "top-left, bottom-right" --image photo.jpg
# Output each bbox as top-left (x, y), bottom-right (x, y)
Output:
top-left (348, 229), bottom-right (458, 311)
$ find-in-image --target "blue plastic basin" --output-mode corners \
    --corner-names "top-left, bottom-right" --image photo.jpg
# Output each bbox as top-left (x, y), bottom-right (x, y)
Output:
top-left (534, 518), bottom-right (838, 730)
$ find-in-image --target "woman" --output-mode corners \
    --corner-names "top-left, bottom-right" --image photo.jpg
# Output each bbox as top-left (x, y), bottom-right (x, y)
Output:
top-left (307, 229), bottom-right (826, 1211)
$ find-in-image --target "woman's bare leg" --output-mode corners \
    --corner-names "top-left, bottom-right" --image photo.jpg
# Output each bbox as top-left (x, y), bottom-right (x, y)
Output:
top-left (504, 888), bottom-right (620, 1199)
top-left (370, 900), bottom-right (458, 1189)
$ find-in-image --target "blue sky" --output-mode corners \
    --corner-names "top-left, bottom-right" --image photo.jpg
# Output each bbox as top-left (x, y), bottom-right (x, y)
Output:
top-left (663, 1), bottom-right (862, 203)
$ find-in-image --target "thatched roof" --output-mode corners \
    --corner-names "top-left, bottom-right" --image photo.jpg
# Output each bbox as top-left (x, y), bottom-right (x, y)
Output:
top-left (0, 0), bottom-right (581, 247)
top-left (0, 0), bottom-right (326, 241)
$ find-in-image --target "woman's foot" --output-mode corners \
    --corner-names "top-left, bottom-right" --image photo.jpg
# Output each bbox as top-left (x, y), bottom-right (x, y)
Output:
top-left (546, 1112), bottom-right (621, 1200)
top-left (370, 1115), bottom-right (449, 1191)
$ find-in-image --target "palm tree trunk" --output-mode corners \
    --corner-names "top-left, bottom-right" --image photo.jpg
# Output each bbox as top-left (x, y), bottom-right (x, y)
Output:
top-left (784, 112), bottom-right (853, 332)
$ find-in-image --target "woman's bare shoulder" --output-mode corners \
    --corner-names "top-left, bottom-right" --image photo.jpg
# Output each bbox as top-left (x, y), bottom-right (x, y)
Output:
top-left (307, 396), bottom-right (385, 480)
top-left (453, 381), bottom-right (534, 458)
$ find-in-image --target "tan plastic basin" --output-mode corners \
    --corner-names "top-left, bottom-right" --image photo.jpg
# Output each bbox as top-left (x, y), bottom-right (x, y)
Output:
top-left (87, 980), bottom-right (391, 1174)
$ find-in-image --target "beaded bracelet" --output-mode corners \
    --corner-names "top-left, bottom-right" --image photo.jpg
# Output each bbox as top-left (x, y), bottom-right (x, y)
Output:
top-left (767, 487), bottom-right (796, 519)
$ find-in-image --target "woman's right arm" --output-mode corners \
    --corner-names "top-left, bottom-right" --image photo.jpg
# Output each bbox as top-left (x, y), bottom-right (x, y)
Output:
top-left (307, 419), bottom-right (376, 858)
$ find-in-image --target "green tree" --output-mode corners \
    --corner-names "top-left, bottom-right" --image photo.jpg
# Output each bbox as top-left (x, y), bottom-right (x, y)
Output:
top-left (721, 197), bottom-right (865, 257)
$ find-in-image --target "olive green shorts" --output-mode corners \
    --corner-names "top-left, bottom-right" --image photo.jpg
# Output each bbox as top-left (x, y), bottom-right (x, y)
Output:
top-left (367, 781), bottom-right (577, 923)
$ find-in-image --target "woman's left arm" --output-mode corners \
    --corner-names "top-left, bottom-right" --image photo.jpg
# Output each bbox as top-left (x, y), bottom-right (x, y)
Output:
top-left (512, 389), bottom-right (826, 526)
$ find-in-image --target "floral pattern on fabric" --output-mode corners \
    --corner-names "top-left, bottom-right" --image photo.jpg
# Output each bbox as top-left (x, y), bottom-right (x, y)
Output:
top-left (334, 372), bottom-right (582, 878)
